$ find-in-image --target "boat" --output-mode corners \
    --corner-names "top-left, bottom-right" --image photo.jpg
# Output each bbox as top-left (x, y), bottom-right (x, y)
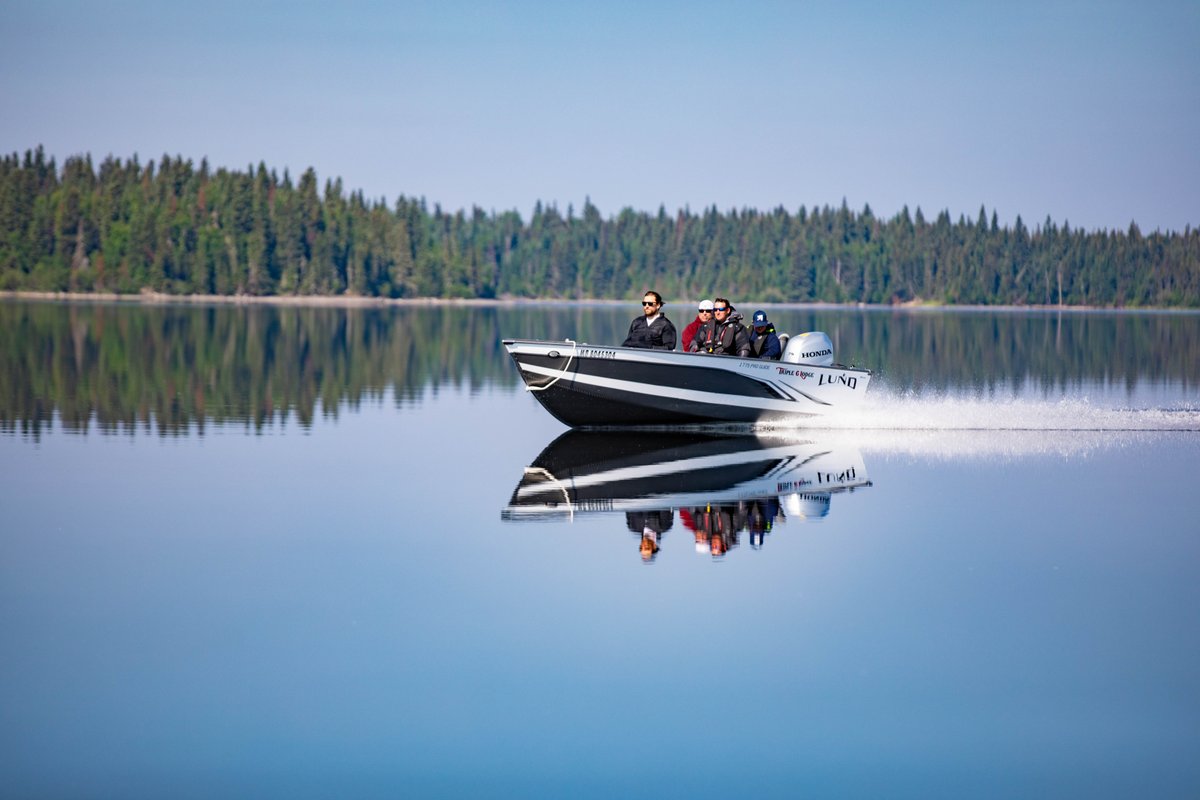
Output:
top-left (503, 331), bottom-right (871, 427)
top-left (501, 430), bottom-right (871, 523)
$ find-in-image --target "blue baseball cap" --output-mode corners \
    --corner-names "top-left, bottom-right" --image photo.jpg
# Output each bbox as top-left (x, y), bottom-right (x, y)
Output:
top-left (753, 310), bottom-right (769, 326)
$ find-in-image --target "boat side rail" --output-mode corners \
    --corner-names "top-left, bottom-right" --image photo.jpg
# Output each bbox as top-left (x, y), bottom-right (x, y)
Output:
top-left (505, 337), bottom-right (870, 376)
top-left (525, 338), bottom-right (578, 392)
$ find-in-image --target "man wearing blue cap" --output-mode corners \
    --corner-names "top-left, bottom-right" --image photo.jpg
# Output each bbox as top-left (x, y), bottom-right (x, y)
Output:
top-left (749, 309), bottom-right (782, 360)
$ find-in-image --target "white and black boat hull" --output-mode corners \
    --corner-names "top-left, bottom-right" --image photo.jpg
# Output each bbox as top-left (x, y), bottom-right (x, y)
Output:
top-left (503, 339), bottom-right (871, 427)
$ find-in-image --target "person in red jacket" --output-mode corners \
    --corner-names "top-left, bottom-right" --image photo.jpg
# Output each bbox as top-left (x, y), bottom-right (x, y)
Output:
top-left (681, 299), bottom-right (714, 352)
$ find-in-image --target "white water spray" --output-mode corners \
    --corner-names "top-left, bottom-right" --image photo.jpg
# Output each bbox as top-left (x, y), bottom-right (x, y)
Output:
top-left (806, 388), bottom-right (1200, 432)
top-left (755, 389), bottom-right (1199, 460)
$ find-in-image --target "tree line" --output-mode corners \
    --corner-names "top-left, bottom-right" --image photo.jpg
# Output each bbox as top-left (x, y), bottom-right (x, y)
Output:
top-left (2, 146), bottom-right (1197, 307)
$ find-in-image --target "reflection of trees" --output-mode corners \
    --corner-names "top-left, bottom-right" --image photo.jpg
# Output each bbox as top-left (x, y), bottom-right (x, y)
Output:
top-left (1, 301), bottom-right (1195, 436)
top-left (0, 301), bottom-right (638, 436)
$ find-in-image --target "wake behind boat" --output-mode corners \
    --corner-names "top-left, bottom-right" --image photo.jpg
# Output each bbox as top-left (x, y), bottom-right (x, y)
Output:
top-left (504, 331), bottom-right (871, 427)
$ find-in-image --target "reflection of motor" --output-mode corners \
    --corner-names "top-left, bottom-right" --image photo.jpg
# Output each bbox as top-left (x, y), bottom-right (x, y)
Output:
top-left (784, 492), bottom-right (831, 520)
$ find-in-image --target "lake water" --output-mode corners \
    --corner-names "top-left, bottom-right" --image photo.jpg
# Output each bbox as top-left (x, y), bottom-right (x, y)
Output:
top-left (2, 299), bottom-right (1199, 798)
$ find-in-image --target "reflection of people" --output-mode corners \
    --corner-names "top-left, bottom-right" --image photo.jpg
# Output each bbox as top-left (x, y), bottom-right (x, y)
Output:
top-left (679, 508), bottom-right (708, 554)
top-left (622, 290), bottom-right (677, 350)
top-left (616, 497), bottom-right (795, 560)
top-left (626, 509), bottom-right (673, 562)
top-left (687, 504), bottom-right (743, 557)
top-left (681, 299), bottom-right (714, 352)
top-left (747, 497), bottom-right (780, 548)
top-left (688, 298), bottom-right (750, 357)
top-left (640, 535), bottom-right (659, 561)
top-left (749, 310), bottom-right (782, 360)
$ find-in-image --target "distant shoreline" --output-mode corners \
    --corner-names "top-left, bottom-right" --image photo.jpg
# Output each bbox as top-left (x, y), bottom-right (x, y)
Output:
top-left (2, 290), bottom-right (1195, 314)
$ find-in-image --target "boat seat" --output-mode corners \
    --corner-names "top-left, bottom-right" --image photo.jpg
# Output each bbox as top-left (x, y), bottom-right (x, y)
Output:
top-left (776, 333), bottom-right (789, 359)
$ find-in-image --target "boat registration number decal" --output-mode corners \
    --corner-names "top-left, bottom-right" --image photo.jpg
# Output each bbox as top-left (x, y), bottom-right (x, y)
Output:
top-left (579, 347), bottom-right (616, 359)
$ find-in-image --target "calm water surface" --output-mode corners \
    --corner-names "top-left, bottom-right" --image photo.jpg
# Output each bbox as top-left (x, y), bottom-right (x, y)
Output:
top-left (2, 300), bottom-right (1199, 798)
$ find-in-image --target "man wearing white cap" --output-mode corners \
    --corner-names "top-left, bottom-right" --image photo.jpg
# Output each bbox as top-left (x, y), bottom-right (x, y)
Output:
top-left (681, 299), bottom-right (714, 352)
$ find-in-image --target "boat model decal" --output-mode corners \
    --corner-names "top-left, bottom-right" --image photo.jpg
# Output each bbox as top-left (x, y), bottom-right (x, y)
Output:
top-left (776, 366), bottom-right (816, 379)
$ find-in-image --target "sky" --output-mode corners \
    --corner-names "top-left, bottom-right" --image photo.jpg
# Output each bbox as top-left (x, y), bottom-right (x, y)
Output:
top-left (2, 0), bottom-right (1197, 233)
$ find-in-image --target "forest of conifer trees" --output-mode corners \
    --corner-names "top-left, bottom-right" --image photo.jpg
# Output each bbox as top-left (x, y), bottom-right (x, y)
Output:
top-left (2, 146), bottom-right (1197, 307)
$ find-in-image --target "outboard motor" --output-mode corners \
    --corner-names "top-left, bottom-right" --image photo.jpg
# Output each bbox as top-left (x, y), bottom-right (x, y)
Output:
top-left (782, 331), bottom-right (834, 366)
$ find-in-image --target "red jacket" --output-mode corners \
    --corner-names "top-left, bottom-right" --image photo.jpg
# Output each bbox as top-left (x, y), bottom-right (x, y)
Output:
top-left (681, 316), bottom-right (706, 351)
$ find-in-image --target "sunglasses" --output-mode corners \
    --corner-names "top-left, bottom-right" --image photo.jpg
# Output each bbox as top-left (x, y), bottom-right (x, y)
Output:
top-left (713, 306), bottom-right (729, 312)
top-left (697, 309), bottom-right (712, 314)
top-left (642, 301), bottom-right (659, 307)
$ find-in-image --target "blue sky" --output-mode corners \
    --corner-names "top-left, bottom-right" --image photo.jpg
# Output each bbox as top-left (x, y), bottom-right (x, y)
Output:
top-left (2, 0), bottom-right (1197, 232)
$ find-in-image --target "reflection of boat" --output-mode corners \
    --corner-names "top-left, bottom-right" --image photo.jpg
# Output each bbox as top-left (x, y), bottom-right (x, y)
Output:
top-left (501, 430), bottom-right (871, 522)
top-left (503, 333), bottom-right (871, 427)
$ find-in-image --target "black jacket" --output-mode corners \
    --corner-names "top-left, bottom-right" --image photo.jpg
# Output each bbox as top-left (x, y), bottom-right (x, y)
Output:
top-left (688, 313), bottom-right (751, 357)
top-left (750, 324), bottom-right (782, 359)
top-left (622, 314), bottom-right (677, 350)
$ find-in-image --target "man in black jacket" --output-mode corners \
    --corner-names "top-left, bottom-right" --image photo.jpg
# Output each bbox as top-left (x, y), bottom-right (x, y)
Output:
top-left (622, 290), bottom-right (677, 350)
top-left (688, 297), bottom-right (751, 357)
